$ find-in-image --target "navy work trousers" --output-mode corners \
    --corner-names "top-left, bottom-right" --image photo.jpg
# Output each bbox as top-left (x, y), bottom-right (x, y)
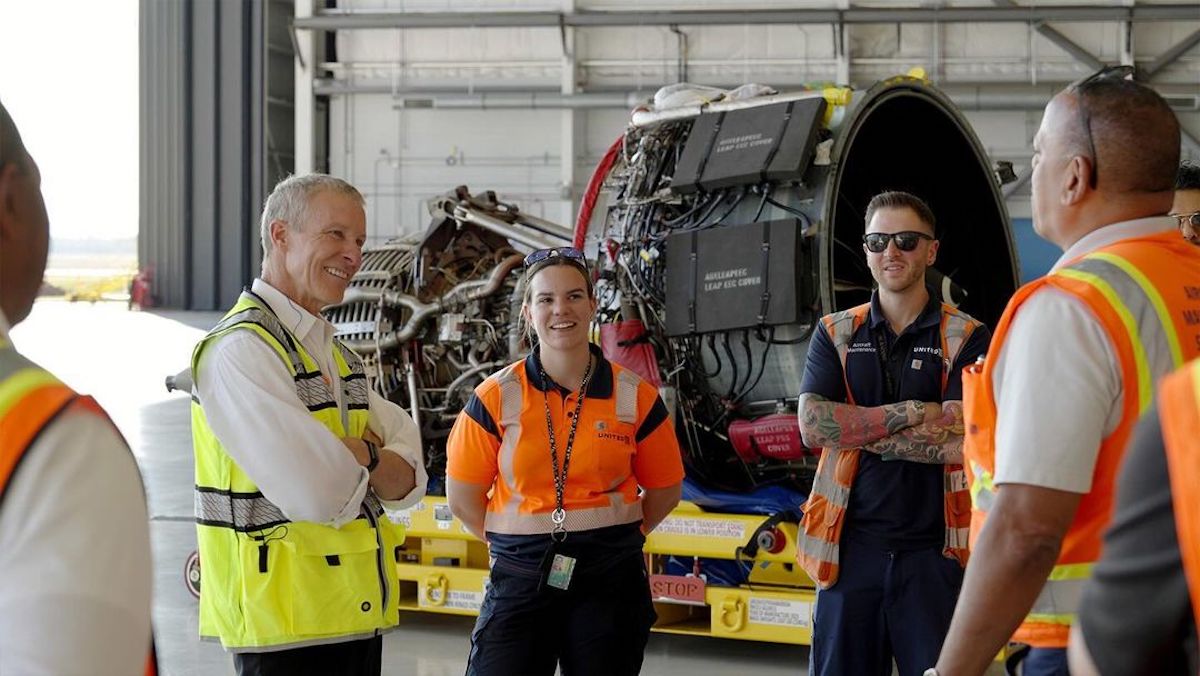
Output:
top-left (1006, 646), bottom-right (1070, 676)
top-left (466, 551), bottom-right (656, 676)
top-left (233, 635), bottom-right (382, 676)
top-left (809, 538), bottom-right (963, 676)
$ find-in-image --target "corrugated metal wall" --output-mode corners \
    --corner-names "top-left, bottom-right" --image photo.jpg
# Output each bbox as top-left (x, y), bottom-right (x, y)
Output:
top-left (139, 0), bottom-right (293, 310)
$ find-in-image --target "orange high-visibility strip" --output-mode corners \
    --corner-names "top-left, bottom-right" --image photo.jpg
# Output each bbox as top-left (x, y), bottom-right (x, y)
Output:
top-left (0, 383), bottom-right (76, 487)
top-left (1161, 361), bottom-right (1200, 633)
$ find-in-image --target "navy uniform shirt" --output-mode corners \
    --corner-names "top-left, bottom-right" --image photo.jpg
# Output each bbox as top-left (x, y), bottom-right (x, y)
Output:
top-left (799, 291), bottom-right (991, 551)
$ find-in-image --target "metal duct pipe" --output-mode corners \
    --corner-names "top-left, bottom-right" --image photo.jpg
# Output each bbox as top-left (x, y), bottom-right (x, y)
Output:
top-left (312, 84), bottom-right (652, 108)
top-left (332, 253), bottom-right (526, 351)
top-left (458, 253), bottom-right (525, 302)
top-left (294, 6), bottom-right (1197, 31)
top-left (309, 84), bottom-right (1200, 112)
top-left (453, 206), bottom-right (571, 250)
top-left (508, 212), bottom-right (576, 243)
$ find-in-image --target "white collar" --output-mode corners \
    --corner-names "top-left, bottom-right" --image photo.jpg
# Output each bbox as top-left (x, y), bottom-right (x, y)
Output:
top-left (1053, 216), bottom-right (1177, 271)
top-left (249, 278), bottom-right (333, 348)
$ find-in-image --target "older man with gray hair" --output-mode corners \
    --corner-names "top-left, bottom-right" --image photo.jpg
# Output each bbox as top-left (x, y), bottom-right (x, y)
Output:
top-left (191, 173), bottom-right (426, 675)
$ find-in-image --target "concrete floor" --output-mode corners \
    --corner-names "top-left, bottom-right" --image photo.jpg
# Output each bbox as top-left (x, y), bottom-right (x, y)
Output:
top-left (11, 299), bottom-right (807, 676)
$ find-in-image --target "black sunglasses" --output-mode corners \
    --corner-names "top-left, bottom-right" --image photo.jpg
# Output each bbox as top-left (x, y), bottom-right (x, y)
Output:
top-left (863, 231), bottom-right (935, 253)
top-left (1069, 64), bottom-right (1135, 189)
top-left (523, 246), bottom-right (587, 267)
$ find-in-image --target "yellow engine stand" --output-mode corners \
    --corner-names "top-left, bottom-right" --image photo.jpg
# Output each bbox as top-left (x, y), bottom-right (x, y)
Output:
top-left (393, 497), bottom-right (815, 645)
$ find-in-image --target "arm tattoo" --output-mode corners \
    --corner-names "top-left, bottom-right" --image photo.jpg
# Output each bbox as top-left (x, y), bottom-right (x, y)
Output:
top-left (861, 401), bottom-right (965, 464)
top-left (798, 393), bottom-right (921, 450)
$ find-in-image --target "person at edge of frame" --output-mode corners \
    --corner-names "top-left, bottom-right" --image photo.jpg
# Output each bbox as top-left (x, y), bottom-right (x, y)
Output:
top-left (933, 65), bottom-right (1200, 676)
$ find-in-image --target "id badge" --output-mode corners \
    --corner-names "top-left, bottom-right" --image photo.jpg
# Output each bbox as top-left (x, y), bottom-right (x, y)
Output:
top-left (546, 553), bottom-right (577, 590)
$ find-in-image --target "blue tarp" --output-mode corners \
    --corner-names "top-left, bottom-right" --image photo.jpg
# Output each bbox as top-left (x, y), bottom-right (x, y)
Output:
top-left (681, 476), bottom-right (807, 516)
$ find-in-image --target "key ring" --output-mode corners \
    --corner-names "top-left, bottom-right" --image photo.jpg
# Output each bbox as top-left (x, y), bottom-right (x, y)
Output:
top-left (551, 508), bottom-right (567, 525)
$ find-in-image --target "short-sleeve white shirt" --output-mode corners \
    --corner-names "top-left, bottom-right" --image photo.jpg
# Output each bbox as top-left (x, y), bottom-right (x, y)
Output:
top-left (991, 217), bottom-right (1177, 493)
top-left (0, 312), bottom-right (153, 676)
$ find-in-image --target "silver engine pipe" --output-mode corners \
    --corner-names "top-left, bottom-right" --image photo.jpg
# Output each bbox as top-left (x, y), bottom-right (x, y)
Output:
top-left (332, 253), bottom-right (525, 351)
top-left (452, 205), bottom-right (571, 251)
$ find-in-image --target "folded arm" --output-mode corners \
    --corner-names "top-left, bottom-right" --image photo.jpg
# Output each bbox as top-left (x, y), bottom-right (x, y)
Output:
top-left (363, 390), bottom-right (428, 509)
top-left (197, 332), bottom-right (369, 526)
top-left (861, 401), bottom-right (964, 464)
top-left (797, 392), bottom-right (924, 450)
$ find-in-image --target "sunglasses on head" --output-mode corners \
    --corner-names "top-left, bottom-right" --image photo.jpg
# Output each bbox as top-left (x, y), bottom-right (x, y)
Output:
top-left (523, 247), bottom-right (587, 267)
top-left (1069, 64), bottom-right (1135, 189)
top-left (863, 231), bottom-right (935, 253)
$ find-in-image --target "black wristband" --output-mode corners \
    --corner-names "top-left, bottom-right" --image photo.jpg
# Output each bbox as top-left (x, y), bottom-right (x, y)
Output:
top-left (364, 440), bottom-right (380, 473)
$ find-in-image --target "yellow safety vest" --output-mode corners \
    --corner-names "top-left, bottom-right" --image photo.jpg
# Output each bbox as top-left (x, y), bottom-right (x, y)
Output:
top-left (191, 291), bottom-right (405, 651)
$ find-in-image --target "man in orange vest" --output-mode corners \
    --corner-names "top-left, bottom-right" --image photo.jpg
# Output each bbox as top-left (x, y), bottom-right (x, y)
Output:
top-left (797, 190), bottom-right (990, 676)
top-left (0, 101), bottom-right (155, 674)
top-left (1066, 358), bottom-right (1199, 675)
top-left (933, 68), bottom-right (1200, 676)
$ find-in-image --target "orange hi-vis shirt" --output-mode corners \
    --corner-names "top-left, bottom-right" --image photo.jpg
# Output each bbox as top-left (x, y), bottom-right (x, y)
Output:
top-left (447, 346), bottom-right (685, 535)
top-left (1160, 359), bottom-right (1200, 637)
top-left (963, 230), bottom-right (1200, 648)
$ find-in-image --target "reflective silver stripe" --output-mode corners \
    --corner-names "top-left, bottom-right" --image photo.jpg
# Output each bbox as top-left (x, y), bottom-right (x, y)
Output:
top-left (335, 341), bottom-right (365, 378)
top-left (945, 526), bottom-right (971, 550)
top-left (1029, 577), bottom-right (1087, 620)
top-left (483, 497), bottom-right (643, 535)
top-left (615, 368), bottom-right (640, 424)
top-left (494, 364), bottom-right (525, 514)
top-left (1064, 256), bottom-right (1182, 404)
top-left (823, 309), bottom-right (862, 362)
top-left (295, 375), bottom-right (337, 410)
top-left (942, 312), bottom-right (971, 369)
top-left (335, 341), bottom-right (370, 409)
top-left (812, 450), bottom-right (851, 509)
top-left (214, 298), bottom-right (340, 412)
top-left (215, 300), bottom-right (305, 375)
top-left (944, 468), bottom-right (969, 493)
top-left (194, 489), bottom-right (288, 531)
top-left (797, 530), bottom-right (840, 563)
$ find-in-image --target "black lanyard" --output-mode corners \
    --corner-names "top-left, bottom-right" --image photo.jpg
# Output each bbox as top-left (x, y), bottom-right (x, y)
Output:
top-left (540, 355), bottom-right (594, 543)
top-left (871, 328), bottom-right (899, 402)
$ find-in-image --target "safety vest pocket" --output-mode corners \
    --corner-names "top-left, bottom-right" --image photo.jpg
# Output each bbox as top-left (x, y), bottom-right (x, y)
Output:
top-left (237, 536), bottom-right (293, 643)
top-left (283, 526), bottom-right (385, 637)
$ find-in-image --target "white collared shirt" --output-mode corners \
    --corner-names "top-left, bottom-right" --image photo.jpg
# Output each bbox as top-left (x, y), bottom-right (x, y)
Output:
top-left (992, 217), bottom-right (1176, 492)
top-left (0, 310), bottom-right (153, 676)
top-left (195, 279), bottom-right (426, 527)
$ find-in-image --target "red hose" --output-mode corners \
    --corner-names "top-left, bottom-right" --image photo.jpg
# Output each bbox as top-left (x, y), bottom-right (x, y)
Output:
top-left (573, 134), bottom-right (624, 250)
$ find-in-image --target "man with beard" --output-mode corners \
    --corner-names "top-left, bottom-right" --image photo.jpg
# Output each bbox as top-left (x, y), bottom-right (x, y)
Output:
top-left (797, 190), bottom-right (990, 676)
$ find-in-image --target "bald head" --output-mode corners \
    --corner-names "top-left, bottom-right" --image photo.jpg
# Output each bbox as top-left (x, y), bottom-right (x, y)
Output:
top-left (0, 100), bottom-right (29, 173)
top-left (0, 100), bottom-right (50, 326)
top-left (1067, 75), bottom-right (1179, 194)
